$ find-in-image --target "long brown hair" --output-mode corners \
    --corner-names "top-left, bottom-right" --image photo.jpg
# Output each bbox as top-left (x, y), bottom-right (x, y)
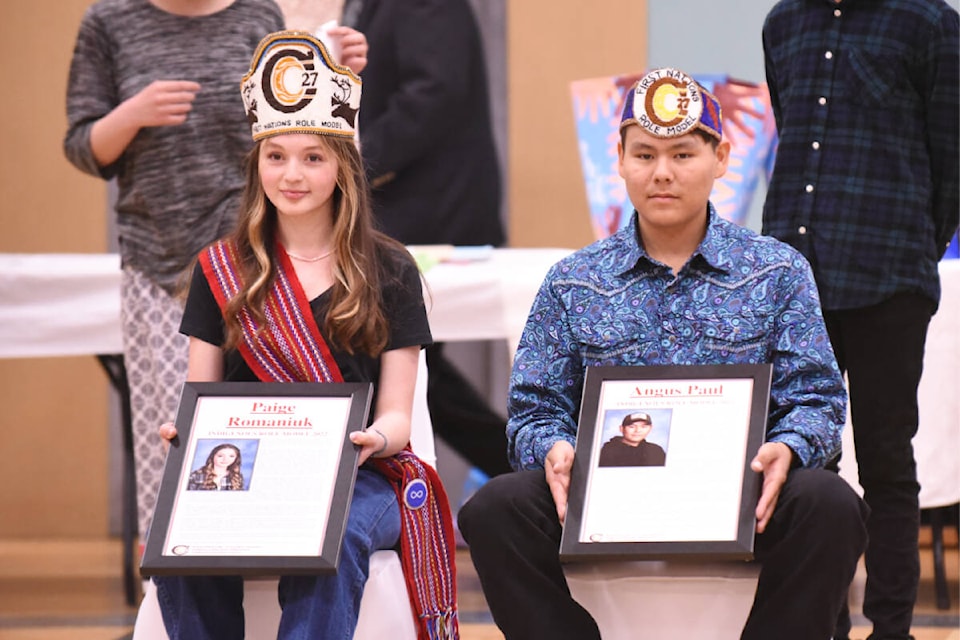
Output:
top-left (222, 135), bottom-right (410, 356)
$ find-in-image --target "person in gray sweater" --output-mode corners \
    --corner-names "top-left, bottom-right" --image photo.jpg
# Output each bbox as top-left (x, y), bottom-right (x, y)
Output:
top-left (62, 0), bottom-right (368, 539)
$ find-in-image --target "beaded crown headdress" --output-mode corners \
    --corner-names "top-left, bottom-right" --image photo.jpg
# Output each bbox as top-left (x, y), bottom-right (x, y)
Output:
top-left (241, 31), bottom-right (361, 141)
top-left (620, 67), bottom-right (722, 141)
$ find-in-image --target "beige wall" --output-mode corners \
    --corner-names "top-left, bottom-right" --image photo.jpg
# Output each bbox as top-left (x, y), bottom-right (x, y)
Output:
top-left (0, 0), bottom-right (646, 537)
top-left (507, 2), bottom-right (646, 249)
top-left (0, 1), bottom-right (110, 537)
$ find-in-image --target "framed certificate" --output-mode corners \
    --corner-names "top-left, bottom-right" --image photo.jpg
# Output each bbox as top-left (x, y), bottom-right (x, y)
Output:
top-left (141, 381), bottom-right (372, 576)
top-left (560, 364), bottom-right (772, 562)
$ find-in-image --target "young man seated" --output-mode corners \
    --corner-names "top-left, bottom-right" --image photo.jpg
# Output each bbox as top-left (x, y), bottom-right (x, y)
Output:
top-left (457, 67), bottom-right (869, 640)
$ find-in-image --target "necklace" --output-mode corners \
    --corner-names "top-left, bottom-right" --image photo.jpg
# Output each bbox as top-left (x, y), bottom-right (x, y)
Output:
top-left (285, 248), bottom-right (335, 263)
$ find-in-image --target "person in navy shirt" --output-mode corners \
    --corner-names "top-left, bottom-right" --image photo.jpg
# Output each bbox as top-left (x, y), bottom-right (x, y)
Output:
top-left (762, 2), bottom-right (959, 637)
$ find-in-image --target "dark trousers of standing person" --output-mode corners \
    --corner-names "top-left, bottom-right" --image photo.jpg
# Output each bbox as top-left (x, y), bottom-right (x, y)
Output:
top-left (425, 342), bottom-right (513, 477)
top-left (826, 293), bottom-right (936, 640)
top-left (459, 468), bottom-right (868, 640)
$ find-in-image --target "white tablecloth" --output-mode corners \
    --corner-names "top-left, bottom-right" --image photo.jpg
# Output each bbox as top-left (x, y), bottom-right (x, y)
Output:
top-left (0, 253), bottom-right (125, 357)
top-left (0, 249), bottom-right (573, 358)
top-left (2, 252), bottom-right (957, 506)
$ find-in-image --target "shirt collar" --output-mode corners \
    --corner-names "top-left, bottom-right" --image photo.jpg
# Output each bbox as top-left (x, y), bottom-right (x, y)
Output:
top-left (695, 205), bottom-right (733, 274)
top-left (611, 204), bottom-right (730, 276)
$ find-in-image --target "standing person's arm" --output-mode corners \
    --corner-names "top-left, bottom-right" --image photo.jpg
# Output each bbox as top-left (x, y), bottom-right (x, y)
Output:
top-left (326, 25), bottom-right (368, 74)
top-left (63, 10), bottom-right (120, 178)
top-left (88, 80), bottom-right (200, 168)
top-left (358, 0), bottom-right (485, 182)
top-left (62, 10), bottom-right (199, 175)
top-left (761, 22), bottom-right (784, 132)
top-left (924, 8), bottom-right (960, 254)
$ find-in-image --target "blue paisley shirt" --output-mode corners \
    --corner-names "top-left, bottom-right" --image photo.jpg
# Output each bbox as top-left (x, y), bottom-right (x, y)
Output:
top-left (507, 208), bottom-right (845, 472)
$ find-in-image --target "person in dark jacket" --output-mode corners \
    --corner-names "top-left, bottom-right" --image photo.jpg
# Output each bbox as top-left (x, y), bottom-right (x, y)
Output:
top-left (343, 0), bottom-right (511, 477)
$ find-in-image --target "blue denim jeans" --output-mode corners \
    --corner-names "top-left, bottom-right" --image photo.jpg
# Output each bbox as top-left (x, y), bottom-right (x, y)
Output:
top-left (155, 468), bottom-right (401, 640)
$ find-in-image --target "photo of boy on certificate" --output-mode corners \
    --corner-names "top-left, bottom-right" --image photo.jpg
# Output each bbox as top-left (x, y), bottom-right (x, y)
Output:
top-left (597, 410), bottom-right (668, 468)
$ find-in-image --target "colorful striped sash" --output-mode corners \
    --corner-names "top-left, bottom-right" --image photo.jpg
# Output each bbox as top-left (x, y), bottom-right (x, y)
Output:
top-left (370, 451), bottom-right (459, 640)
top-left (199, 240), bottom-right (459, 639)
top-left (199, 240), bottom-right (343, 384)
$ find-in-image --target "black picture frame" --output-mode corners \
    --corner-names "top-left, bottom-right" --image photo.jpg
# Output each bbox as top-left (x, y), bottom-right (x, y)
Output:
top-left (560, 364), bottom-right (772, 562)
top-left (141, 381), bottom-right (372, 576)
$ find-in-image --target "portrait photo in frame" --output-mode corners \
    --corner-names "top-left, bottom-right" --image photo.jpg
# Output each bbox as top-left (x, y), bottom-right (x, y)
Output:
top-left (560, 363), bottom-right (772, 562)
top-left (141, 381), bottom-right (372, 576)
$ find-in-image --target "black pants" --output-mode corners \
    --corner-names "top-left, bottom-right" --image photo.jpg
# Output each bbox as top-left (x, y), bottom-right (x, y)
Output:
top-left (459, 468), bottom-right (868, 640)
top-left (826, 293), bottom-right (935, 640)
top-left (425, 343), bottom-right (512, 477)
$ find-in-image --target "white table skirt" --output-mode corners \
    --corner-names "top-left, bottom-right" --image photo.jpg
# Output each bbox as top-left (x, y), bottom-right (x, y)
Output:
top-left (2, 252), bottom-right (957, 507)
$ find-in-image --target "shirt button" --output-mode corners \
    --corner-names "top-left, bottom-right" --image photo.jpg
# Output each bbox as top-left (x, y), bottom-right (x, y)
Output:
top-left (812, 141), bottom-right (821, 150)
top-left (825, 51), bottom-right (833, 60)
top-left (805, 184), bottom-right (815, 193)
top-left (819, 97), bottom-right (828, 105)
top-left (799, 226), bottom-right (807, 235)
top-left (834, 8), bottom-right (842, 17)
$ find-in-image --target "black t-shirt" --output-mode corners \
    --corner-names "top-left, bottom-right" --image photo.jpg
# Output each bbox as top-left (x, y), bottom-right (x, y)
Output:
top-left (180, 245), bottom-right (432, 413)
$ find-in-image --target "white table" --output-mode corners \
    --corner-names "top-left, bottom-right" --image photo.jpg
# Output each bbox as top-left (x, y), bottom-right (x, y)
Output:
top-left (0, 249), bottom-right (573, 359)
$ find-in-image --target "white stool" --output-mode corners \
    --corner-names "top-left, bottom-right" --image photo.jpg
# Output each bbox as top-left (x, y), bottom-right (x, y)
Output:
top-left (133, 351), bottom-right (435, 640)
top-left (564, 560), bottom-right (760, 640)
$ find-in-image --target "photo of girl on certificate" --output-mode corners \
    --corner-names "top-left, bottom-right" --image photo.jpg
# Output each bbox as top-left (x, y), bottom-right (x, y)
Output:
top-left (597, 410), bottom-right (671, 468)
top-left (186, 440), bottom-right (258, 491)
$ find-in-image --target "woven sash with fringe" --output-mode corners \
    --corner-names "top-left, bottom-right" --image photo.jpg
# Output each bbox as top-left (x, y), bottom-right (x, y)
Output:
top-left (198, 239), bottom-right (459, 640)
top-left (369, 451), bottom-right (459, 639)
